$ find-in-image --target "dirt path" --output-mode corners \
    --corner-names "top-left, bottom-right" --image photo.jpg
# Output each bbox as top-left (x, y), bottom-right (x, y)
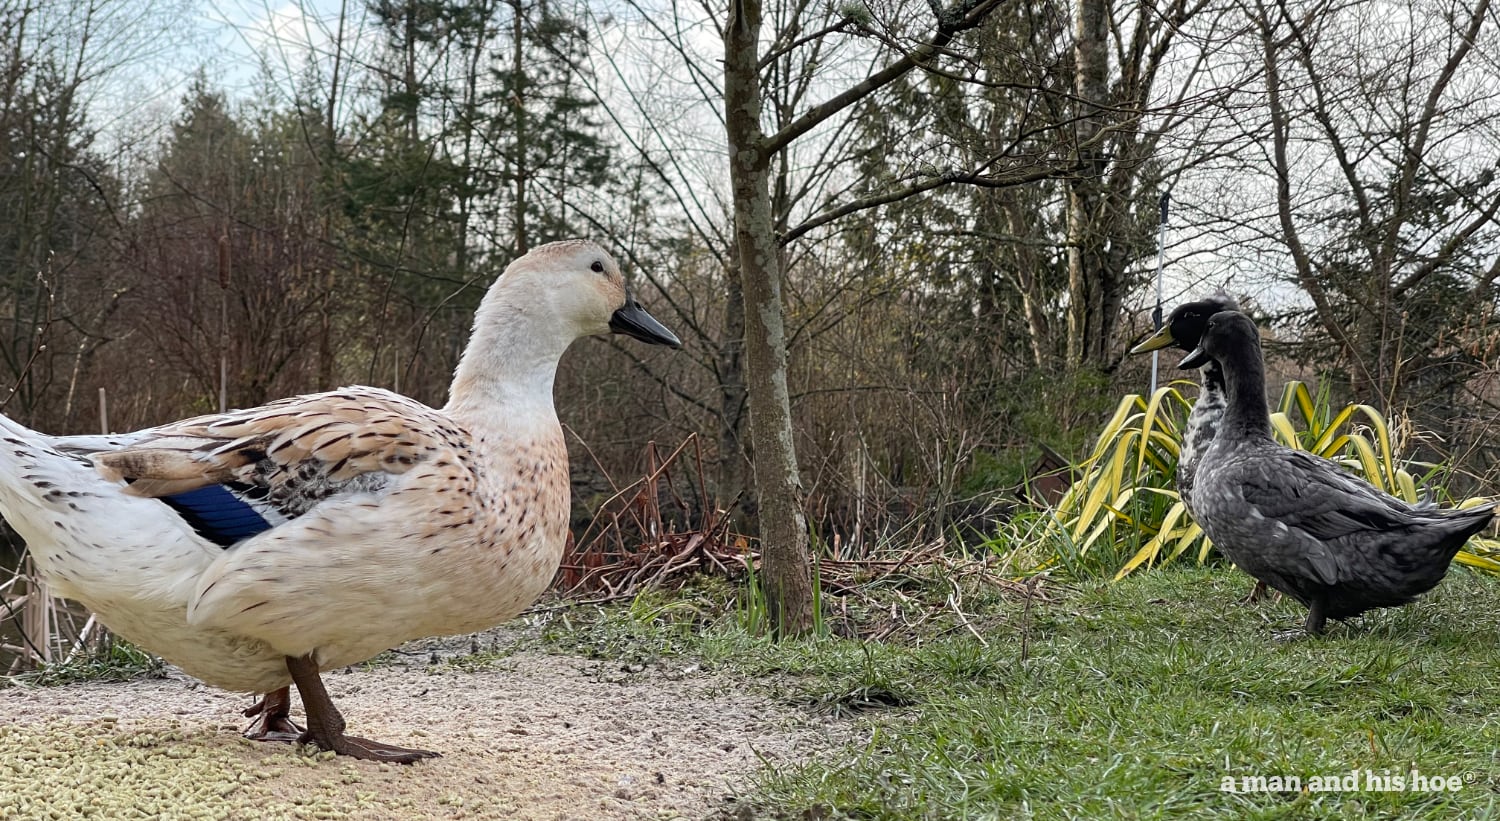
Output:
top-left (0, 639), bottom-right (847, 820)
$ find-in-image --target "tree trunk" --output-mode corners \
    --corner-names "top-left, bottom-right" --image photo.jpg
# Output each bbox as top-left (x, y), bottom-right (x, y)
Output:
top-left (510, 0), bottom-right (529, 254)
top-left (724, 0), bottom-right (815, 637)
top-left (1065, 0), bottom-right (1111, 367)
top-left (998, 190), bottom-right (1052, 367)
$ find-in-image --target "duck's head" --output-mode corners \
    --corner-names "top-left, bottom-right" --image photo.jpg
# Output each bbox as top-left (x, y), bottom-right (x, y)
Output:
top-left (1179, 310), bottom-right (1258, 370)
top-left (1129, 293), bottom-right (1239, 359)
top-left (491, 239), bottom-right (681, 349)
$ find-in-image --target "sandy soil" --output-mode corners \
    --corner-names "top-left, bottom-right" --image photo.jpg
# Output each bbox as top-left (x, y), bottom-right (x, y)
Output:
top-left (0, 633), bottom-right (850, 820)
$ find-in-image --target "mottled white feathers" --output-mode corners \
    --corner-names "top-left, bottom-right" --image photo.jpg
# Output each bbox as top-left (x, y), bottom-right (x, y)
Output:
top-left (0, 239), bottom-right (676, 694)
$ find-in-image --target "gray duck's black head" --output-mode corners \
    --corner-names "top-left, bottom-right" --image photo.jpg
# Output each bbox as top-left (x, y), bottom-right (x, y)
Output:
top-left (1129, 293), bottom-right (1240, 357)
top-left (1178, 310), bottom-right (1259, 370)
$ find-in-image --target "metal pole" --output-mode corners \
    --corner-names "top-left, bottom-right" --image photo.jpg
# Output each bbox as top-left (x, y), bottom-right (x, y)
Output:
top-left (1150, 192), bottom-right (1170, 395)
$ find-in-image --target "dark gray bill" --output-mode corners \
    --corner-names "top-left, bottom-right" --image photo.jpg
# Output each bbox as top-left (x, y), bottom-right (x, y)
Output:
top-left (1178, 346), bottom-right (1210, 369)
top-left (610, 295), bottom-right (681, 348)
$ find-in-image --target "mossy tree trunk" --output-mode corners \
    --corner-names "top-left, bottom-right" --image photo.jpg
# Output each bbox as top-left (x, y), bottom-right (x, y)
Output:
top-left (724, 0), bottom-right (814, 636)
top-left (722, 0), bottom-right (1006, 636)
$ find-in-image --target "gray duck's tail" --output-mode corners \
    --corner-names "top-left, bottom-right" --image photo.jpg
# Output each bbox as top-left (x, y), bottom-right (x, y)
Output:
top-left (1443, 502), bottom-right (1496, 544)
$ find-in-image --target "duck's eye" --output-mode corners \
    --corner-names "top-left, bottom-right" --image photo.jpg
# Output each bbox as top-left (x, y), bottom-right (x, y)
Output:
top-left (590, 260), bottom-right (605, 274)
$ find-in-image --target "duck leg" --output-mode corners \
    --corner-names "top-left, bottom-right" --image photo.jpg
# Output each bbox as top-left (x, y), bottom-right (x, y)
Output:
top-left (243, 686), bottom-right (303, 742)
top-left (285, 654), bottom-right (439, 763)
top-left (1239, 581), bottom-right (1268, 604)
top-left (1302, 595), bottom-right (1329, 636)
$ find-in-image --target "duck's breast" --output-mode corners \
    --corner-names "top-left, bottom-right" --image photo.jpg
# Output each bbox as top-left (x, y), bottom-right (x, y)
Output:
top-left (1178, 383), bottom-right (1226, 509)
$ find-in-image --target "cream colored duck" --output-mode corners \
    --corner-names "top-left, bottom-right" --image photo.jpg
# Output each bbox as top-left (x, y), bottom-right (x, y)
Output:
top-left (0, 240), bottom-right (679, 762)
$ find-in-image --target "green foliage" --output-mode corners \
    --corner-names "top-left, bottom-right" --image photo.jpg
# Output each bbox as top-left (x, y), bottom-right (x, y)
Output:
top-left (741, 554), bottom-right (827, 638)
top-left (360, 0), bottom-right (613, 258)
top-left (1038, 382), bottom-right (1192, 577)
top-left (959, 449), bottom-right (1022, 496)
top-left (1045, 380), bottom-right (1500, 580)
top-left (1010, 368), bottom-right (1120, 455)
top-left (962, 369), bottom-right (1129, 497)
top-left (790, 641), bottom-right (921, 719)
top-left (741, 557), bottom-right (772, 636)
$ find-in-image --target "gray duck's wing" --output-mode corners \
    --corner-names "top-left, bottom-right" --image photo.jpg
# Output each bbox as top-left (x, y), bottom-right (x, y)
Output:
top-left (1244, 449), bottom-right (1418, 538)
top-left (1217, 448), bottom-right (1424, 584)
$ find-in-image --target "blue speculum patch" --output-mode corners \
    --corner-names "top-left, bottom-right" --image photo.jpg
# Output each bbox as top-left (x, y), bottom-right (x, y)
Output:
top-left (160, 484), bottom-right (273, 547)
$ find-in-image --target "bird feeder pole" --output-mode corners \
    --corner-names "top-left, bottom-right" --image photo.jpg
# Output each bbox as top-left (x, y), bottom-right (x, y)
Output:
top-left (1150, 192), bottom-right (1170, 395)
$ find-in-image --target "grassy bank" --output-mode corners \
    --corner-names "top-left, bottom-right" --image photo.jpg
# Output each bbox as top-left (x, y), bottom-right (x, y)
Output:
top-left (542, 567), bottom-right (1500, 819)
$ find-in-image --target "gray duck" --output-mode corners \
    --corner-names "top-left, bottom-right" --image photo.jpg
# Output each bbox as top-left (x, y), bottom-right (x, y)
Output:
top-left (1130, 294), bottom-right (1239, 512)
top-left (1182, 310), bottom-right (1493, 634)
top-left (1131, 294), bottom-right (1269, 602)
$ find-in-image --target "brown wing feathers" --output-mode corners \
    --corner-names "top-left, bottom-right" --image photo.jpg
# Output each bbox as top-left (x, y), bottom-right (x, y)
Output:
top-left (92, 391), bottom-right (455, 500)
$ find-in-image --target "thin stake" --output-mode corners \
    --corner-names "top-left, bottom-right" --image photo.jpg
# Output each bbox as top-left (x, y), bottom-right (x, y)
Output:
top-left (1150, 192), bottom-right (1170, 395)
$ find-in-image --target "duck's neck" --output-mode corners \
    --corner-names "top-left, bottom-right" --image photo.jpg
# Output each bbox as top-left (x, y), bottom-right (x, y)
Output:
top-left (1218, 341), bottom-right (1273, 438)
top-left (444, 300), bottom-right (570, 425)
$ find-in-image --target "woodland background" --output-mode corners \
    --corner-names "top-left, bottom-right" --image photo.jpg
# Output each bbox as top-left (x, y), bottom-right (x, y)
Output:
top-left (2, 0), bottom-right (1499, 562)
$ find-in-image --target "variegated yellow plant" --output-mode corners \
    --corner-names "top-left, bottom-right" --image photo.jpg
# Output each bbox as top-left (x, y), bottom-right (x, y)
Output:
top-left (1045, 380), bottom-right (1500, 579)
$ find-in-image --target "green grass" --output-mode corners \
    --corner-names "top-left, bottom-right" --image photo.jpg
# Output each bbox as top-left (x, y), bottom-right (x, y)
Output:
top-left (7, 638), bottom-right (166, 686)
top-left (538, 568), bottom-right (1500, 819)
